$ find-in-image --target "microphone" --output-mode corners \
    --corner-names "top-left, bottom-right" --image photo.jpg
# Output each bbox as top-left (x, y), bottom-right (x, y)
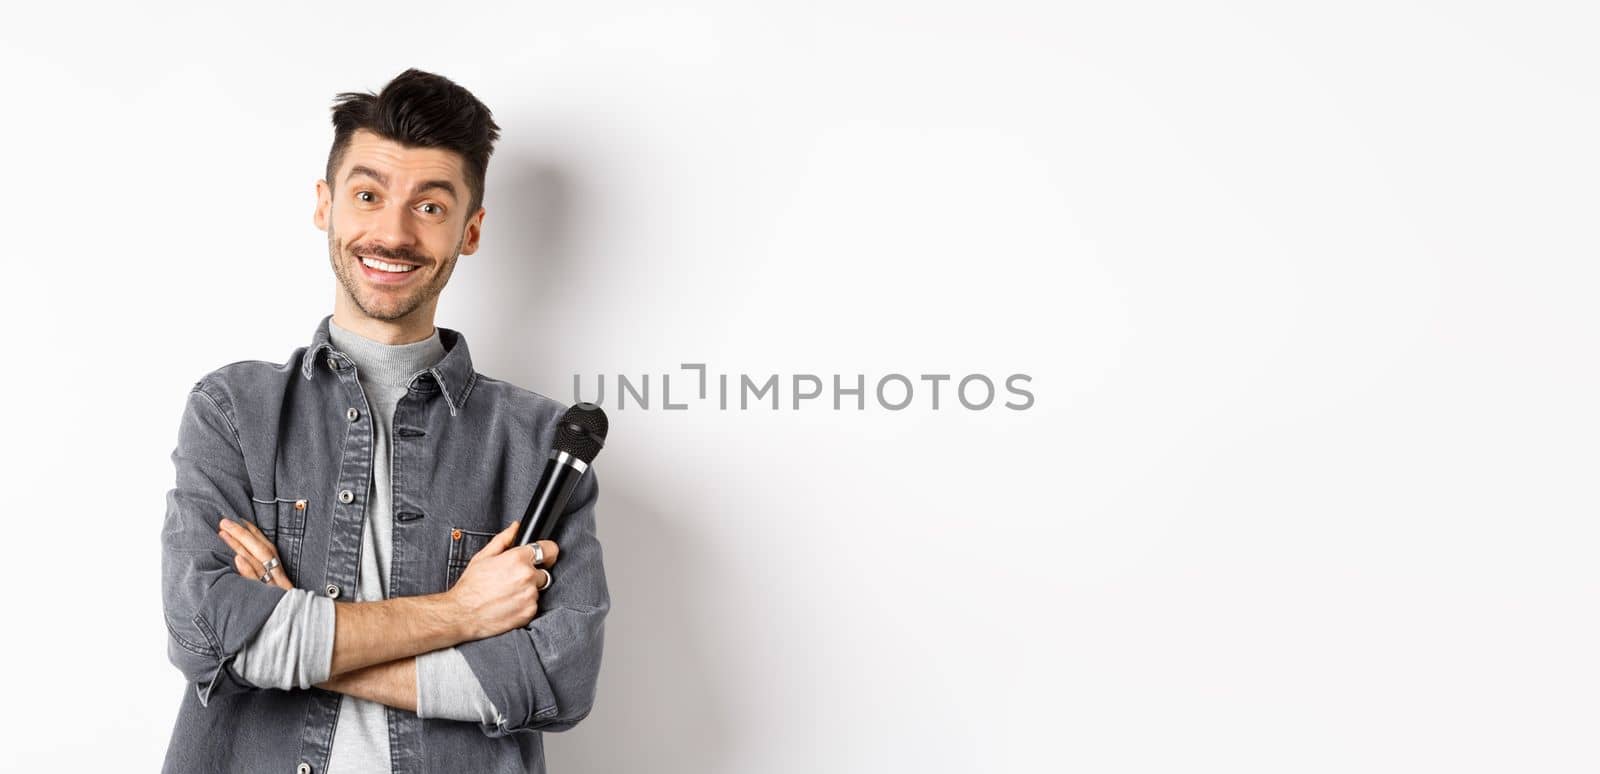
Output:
top-left (515, 402), bottom-right (609, 547)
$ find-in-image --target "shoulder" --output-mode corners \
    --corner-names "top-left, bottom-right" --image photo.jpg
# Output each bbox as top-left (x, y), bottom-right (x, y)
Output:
top-left (189, 350), bottom-right (305, 416)
top-left (469, 372), bottom-right (573, 423)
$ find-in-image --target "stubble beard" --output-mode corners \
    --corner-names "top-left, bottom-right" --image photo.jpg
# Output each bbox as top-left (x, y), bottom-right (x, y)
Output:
top-left (326, 218), bottom-right (463, 322)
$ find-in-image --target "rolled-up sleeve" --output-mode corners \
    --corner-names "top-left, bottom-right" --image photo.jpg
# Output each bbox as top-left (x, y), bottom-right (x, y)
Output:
top-left (231, 588), bottom-right (336, 691)
top-left (455, 466), bottom-right (611, 736)
top-left (160, 383), bottom-right (289, 707)
top-left (417, 646), bottom-right (506, 725)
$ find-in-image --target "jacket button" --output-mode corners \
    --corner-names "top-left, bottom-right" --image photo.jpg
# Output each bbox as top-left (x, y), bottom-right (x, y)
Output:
top-left (294, 499), bottom-right (307, 511)
top-left (325, 357), bottom-right (337, 370)
top-left (324, 583), bottom-right (341, 598)
top-left (346, 407), bottom-right (360, 422)
top-left (297, 762), bottom-right (313, 774)
top-left (338, 489), bottom-right (354, 504)
top-left (451, 528), bottom-right (462, 540)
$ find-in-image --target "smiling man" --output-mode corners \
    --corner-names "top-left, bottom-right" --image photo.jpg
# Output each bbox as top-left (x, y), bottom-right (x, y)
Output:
top-left (159, 68), bottom-right (611, 774)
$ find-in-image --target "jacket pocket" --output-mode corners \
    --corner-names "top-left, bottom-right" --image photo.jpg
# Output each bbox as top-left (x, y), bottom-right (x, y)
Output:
top-left (248, 495), bottom-right (310, 584)
top-left (445, 526), bottom-right (500, 589)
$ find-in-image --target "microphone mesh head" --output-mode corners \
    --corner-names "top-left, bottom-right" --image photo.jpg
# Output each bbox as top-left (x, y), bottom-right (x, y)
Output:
top-left (554, 402), bottom-right (608, 464)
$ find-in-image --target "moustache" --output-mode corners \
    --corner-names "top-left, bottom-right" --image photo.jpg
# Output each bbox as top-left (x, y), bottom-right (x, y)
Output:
top-left (352, 246), bottom-right (428, 267)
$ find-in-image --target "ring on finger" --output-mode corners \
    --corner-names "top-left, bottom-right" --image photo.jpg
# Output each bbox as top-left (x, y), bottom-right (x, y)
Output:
top-left (531, 543), bottom-right (546, 567)
top-left (539, 569), bottom-right (553, 591)
top-left (259, 556), bottom-right (280, 584)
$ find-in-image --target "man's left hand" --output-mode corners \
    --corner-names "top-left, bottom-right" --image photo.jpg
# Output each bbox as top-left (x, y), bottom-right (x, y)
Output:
top-left (218, 517), bottom-right (294, 591)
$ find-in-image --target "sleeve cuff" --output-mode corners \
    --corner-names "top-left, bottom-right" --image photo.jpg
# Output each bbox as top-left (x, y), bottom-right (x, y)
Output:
top-left (416, 646), bottom-right (505, 725)
top-left (228, 588), bottom-right (335, 690)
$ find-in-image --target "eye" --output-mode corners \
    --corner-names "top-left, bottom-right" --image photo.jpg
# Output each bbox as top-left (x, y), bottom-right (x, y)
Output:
top-left (419, 202), bottom-right (443, 216)
top-left (356, 191), bottom-right (376, 203)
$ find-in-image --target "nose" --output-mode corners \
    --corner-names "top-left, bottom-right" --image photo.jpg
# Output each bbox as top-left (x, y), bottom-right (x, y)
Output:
top-left (368, 194), bottom-right (419, 252)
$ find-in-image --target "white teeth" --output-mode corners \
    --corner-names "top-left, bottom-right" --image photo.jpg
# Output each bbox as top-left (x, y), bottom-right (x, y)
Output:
top-left (360, 256), bottom-right (417, 273)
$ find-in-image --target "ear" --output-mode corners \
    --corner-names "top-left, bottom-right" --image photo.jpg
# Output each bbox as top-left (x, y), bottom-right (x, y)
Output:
top-left (459, 206), bottom-right (486, 255)
top-left (313, 179), bottom-right (332, 231)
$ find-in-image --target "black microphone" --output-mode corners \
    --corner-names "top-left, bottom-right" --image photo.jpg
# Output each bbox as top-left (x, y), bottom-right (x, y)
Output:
top-left (515, 402), bottom-right (609, 547)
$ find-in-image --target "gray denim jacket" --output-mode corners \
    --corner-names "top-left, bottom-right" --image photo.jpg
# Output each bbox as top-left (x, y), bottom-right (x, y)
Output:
top-left (159, 314), bottom-right (610, 774)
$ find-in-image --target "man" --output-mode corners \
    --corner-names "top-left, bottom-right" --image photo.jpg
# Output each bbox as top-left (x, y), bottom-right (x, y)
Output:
top-left (159, 68), bottom-right (610, 774)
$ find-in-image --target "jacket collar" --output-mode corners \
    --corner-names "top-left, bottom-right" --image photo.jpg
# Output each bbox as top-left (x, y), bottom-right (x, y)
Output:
top-left (299, 314), bottom-right (479, 416)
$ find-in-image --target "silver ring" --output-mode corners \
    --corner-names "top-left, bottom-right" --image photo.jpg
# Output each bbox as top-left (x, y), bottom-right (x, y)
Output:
top-left (538, 569), bottom-right (553, 591)
top-left (531, 543), bottom-right (546, 567)
top-left (259, 557), bottom-right (280, 584)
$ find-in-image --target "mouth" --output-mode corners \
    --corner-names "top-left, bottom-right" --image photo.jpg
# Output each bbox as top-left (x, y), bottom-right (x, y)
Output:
top-left (356, 253), bottom-right (423, 284)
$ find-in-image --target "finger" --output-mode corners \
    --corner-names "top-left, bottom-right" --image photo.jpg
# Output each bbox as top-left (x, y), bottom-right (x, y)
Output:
top-left (232, 518), bottom-right (277, 558)
top-left (533, 540), bottom-right (560, 567)
top-left (514, 547), bottom-right (553, 588)
top-left (219, 529), bottom-right (250, 559)
top-left (243, 523), bottom-right (290, 589)
top-left (233, 549), bottom-right (264, 579)
top-left (219, 527), bottom-right (278, 571)
top-left (477, 520), bottom-right (521, 558)
top-left (220, 518), bottom-right (277, 565)
top-left (233, 547), bottom-right (283, 586)
top-left (515, 544), bottom-right (557, 587)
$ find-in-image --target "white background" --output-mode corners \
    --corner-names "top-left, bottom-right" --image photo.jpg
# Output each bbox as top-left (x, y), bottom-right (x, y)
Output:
top-left (1, 1), bottom-right (1596, 772)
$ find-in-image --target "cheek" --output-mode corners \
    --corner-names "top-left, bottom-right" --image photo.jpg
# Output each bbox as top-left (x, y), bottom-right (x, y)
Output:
top-left (332, 226), bottom-right (366, 251)
top-left (330, 207), bottom-right (373, 234)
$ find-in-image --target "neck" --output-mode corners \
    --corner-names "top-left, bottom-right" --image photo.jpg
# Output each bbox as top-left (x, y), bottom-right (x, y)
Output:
top-left (326, 316), bottom-right (446, 392)
top-left (331, 293), bottom-right (437, 345)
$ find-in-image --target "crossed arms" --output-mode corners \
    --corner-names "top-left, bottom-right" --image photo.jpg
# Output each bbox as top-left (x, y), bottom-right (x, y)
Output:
top-left (161, 383), bottom-right (610, 736)
top-left (220, 514), bottom-right (526, 722)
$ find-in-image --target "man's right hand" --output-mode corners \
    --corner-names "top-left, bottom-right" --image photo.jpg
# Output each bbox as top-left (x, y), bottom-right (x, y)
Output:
top-left (447, 520), bottom-right (561, 641)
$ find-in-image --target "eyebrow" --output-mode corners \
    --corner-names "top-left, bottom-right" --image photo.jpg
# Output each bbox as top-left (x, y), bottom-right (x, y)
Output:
top-left (345, 164), bottom-right (459, 201)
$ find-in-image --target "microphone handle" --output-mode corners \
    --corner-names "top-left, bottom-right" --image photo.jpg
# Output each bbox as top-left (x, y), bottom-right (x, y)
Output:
top-left (515, 454), bottom-right (588, 547)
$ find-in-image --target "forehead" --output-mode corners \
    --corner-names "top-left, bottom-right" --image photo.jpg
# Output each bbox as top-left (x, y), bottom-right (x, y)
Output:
top-left (335, 128), bottom-right (466, 190)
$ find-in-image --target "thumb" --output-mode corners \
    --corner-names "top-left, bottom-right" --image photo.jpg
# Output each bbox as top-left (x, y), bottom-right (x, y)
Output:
top-left (479, 520), bottom-right (521, 557)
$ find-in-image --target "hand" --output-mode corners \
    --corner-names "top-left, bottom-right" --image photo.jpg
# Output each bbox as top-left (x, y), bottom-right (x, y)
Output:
top-left (217, 517), bottom-right (294, 591)
top-left (447, 519), bottom-right (561, 640)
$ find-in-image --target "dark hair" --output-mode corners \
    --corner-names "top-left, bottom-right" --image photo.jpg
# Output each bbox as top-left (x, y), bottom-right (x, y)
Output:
top-left (325, 68), bottom-right (502, 215)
